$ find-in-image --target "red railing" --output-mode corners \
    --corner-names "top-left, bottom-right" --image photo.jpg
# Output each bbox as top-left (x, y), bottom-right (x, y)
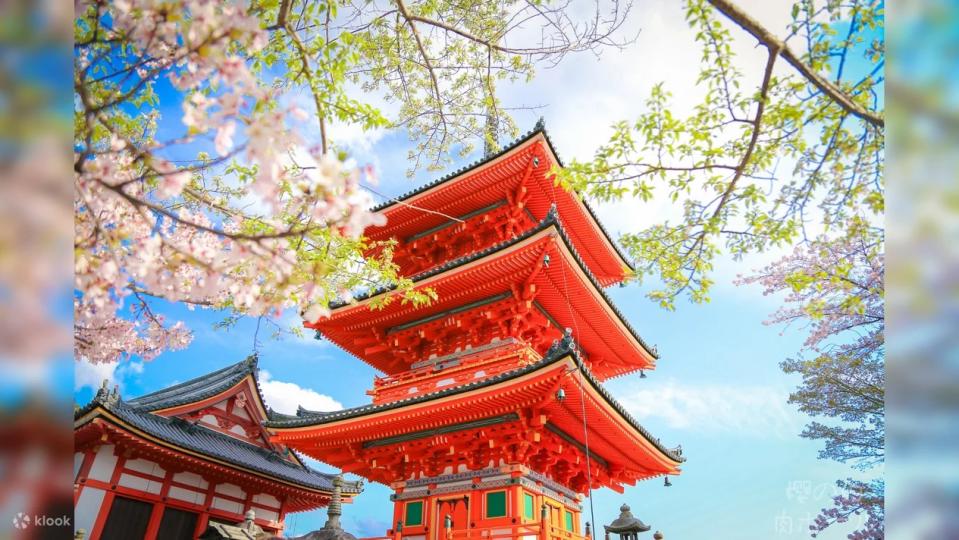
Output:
top-left (368, 342), bottom-right (539, 403)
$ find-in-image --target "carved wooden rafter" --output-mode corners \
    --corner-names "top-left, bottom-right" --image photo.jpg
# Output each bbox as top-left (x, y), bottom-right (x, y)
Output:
top-left (300, 421), bottom-right (630, 494)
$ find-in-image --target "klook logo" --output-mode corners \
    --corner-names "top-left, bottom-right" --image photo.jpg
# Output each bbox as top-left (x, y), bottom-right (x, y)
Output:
top-left (10, 513), bottom-right (71, 530)
top-left (12, 512), bottom-right (29, 530)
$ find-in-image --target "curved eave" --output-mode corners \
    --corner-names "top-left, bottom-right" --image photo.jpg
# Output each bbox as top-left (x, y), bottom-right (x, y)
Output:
top-left (308, 214), bottom-right (659, 378)
top-left (128, 355), bottom-right (261, 413)
top-left (366, 122), bottom-right (633, 283)
top-left (75, 403), bottom-right (363, 496)
top-left (265, 345), bottom-right (683, 467)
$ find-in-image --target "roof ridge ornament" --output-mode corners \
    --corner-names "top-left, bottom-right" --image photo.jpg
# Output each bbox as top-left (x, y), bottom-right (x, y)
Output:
top-left (94, 379), bottom-right (110, 402)
top-left (92, 379), bottom-right (122, 407)
top-left (546, 202), bottom-right (559, 221)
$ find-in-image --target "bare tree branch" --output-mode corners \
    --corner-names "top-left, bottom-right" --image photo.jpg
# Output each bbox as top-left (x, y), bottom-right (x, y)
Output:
top-left (706, 0), bottom-right (884, 128)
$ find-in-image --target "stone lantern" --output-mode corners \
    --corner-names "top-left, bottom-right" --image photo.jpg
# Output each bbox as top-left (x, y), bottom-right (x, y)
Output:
top-left (603, 504), bottom-right (651, 540)
top-left (289, 475), bottom-right (359, 540)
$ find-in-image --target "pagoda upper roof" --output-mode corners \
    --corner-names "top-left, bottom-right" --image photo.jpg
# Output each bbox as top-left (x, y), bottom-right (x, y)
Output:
top-left (365, 120), bottom-right (632, 286)
top-left (75, 357), bottom-right (363, 496)
top-left (265, 335), bottom-right (683, 486)
top-left (309, 210), bottom-right (658, 380)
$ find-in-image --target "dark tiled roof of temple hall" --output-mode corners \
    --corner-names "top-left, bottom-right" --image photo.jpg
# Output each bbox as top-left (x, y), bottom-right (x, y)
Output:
top-left (126, 355), bottom-right (261, 412)
top-left (75, 358), bottom-right (362, 494)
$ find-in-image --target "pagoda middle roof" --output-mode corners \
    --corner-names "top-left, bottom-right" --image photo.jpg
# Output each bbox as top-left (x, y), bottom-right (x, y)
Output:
top-left (309, 210), bottom-right (658, 380)
top-left (365, 120), bottom-right (632, 287)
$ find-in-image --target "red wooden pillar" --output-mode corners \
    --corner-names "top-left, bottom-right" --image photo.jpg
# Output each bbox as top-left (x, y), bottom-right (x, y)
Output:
top-left (509, 476), bottom-right (523, 528)
top-left (276, 498), bottom-right (287, 536)
top-left (143, 468), bottom-right (174, 539)
top-left (539, 503), bottom-right (549, 540)
top-left (470, 477), bottom-right (482, 529)
top-left (74, 450), bottom-right (96, 505)
top-left (193, 477), bottom-right (217, 538)
top-left (144, 503), bottom-right (165, 540)
top-left (89, 454), bottom-right (127, 540)
top-left (424, 488), bottom-right (435, 540)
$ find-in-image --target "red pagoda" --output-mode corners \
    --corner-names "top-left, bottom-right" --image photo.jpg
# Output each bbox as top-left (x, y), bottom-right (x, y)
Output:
top-left (266, 122), bottom-right (684, 540)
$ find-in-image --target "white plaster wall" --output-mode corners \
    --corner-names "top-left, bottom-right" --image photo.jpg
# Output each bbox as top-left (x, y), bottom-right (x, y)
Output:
top-left (173, 471), bottom-right (209, 490)
top-left (124, 457), bottom-right (165, 478)
top-left (215, 482), bottom-right (246, 499)
top-left (74, 487), bottom-right (105, 535)
top-left (212, 496), bottom-right (243, 515)
top-left (88, 445), bottom-right (117, 482)
top-left (168, 486), bottom-right (205, 505)
top-left (252, 493), bottom-right (280, 508)
top-left (253, 506), bottom-right (279, 522)
top-left (118, 472), bottom-right (162, 494)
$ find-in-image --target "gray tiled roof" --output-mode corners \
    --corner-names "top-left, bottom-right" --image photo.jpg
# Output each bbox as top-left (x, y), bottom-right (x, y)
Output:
top-left (75, 358), bottom-right (363, 494)
top-left (266, 335), bottom-right (684, 464)
top-left (126, 355), bottom-right (260, 412)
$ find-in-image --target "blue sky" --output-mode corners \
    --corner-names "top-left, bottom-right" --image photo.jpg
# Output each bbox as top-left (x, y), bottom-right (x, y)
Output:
top-left (72, 1), bottom-right (880, 537)
top-left (74, 240), bottom-right (865, 538)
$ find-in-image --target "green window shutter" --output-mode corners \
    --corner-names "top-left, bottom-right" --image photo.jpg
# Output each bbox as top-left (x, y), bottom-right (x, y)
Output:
top-left (405, 501), bottom-right (423, 526)
top-left (564, 510), bottom-right (574, 531)
top-left (523, 493), bottom-right (535, 520)
top-left (485, 491), bottom-right (507, 518)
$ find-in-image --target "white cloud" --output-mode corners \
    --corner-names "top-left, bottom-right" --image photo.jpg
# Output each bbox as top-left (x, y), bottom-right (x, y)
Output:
top-left (618, 378), bottom-right (803, 438)
top-left (74, 358), bottom-right (145, 393)
top-left (258, 370), bottom-right (343, 415)
top-left (492, 0), bottom-right (802, 260)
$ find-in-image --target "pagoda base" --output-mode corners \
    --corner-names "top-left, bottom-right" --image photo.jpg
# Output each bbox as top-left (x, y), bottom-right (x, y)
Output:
top-left (386, 465), bottom-right (587, 540)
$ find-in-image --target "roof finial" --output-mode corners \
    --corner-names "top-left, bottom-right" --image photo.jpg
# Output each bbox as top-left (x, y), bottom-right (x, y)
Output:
top-left (95, 379), bottom-right (110, 401)
top-left (535, 117), bottom-right (546, 131)
top-left (107, 384), bottom-right (120, 405)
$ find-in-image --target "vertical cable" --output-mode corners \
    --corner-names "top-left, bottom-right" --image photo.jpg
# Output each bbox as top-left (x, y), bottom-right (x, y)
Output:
top-left (549, 178), bottom-right (597, 536)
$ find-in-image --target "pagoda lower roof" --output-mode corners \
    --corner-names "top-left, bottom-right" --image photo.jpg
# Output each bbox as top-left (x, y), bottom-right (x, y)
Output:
top-left (265, 337), bottom-right (683, 487)
top-left (308, 212), bottom-right (658, 380)
top-left (365, 120), bottom-right (632, 286)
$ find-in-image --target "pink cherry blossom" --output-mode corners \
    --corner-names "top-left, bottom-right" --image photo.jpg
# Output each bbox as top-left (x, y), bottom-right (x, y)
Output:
top-left (74, 0), bottom-right (396, 364)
